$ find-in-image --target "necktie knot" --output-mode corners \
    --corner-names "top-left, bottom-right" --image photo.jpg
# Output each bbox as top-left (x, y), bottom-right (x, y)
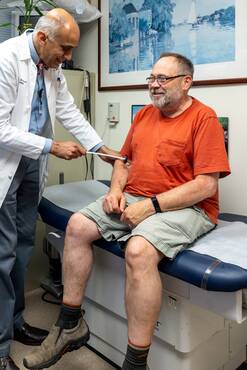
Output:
top-left (36, 60), bottom-right (48, 73)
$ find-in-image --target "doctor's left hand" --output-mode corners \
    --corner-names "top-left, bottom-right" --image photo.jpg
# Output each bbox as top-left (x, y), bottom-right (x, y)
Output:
top-left (51, 141), bottom-right (86, 160)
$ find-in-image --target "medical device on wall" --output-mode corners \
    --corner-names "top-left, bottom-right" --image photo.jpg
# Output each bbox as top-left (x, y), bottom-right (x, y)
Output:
top-left (47, 69), bottom-right (95, 186)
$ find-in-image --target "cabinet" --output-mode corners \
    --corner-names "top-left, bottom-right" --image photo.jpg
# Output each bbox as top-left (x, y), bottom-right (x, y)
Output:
top-left (47, 69), bottom-right (95, 186)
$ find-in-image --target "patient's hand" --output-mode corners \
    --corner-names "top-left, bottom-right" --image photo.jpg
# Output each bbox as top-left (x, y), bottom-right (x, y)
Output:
top-left (120, 199), bottom-right (154, 227)
top-left (103, 190), bottom-right (126, 214)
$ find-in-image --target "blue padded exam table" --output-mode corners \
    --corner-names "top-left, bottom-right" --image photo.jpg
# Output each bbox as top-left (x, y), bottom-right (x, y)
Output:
top-left (39, 180), bottom-right (247, 370)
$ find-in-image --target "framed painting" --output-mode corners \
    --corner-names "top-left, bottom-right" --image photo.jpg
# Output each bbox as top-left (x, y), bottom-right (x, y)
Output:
top-left (218, 117), bottom-right (229, 154)
top-left (131, 104), bottom-right (145, 122)
top-left (98, 0), bottom-right (247, 90)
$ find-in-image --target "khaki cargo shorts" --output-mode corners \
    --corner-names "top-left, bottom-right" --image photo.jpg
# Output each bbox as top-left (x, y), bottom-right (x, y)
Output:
top-left (79, 192), bottom-right (214, 259)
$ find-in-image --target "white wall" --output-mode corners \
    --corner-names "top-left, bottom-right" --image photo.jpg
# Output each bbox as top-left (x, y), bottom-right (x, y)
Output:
top-left (73, 1), bottom-right (247, 216)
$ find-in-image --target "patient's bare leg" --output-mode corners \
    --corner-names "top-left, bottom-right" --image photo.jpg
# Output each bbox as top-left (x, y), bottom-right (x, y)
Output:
top-left (125, 236), bottom-right (164, 345)
top-left (62, 212), bottom-right (101, 305)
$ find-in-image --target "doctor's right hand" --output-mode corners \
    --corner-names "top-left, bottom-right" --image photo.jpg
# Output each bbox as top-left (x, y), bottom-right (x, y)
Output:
top-left (51, 141), bottom-right (86, 160)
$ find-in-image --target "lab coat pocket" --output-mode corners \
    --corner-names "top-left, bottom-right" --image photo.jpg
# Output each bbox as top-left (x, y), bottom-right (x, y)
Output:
top-left (157, 139), bottom-right (186, 167)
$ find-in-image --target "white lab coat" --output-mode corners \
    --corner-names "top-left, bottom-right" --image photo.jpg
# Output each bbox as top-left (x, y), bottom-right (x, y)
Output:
top-left (0, 32), bottom-right (102, 207)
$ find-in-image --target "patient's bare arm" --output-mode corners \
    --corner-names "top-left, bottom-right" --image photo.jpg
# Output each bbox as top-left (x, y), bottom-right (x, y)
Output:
top-left (97, 145), bottom-right (122, 165)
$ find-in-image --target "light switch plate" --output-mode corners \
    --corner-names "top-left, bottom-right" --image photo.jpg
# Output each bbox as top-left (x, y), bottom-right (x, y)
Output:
top-left (108, 102), bottom-right (120, 123)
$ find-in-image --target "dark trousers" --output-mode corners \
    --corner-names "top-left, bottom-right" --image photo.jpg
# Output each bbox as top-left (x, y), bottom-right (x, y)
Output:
top-left (0, 157), bottom-right (39, 356)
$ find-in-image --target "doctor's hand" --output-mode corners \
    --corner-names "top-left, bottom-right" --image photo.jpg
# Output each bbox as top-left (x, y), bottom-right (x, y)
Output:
top-left (120, 199), bottom-right (154, 228)
top-left (103, 189), bottom-right (126, 214)
top-left (51, 141), bottom-right (86, 160)
top-left (97, 145), bottom-right (122, 165)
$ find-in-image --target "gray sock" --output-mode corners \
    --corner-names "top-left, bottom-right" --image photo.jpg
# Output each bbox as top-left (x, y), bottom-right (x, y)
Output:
top-left (121, 343), bottom-right (150, 370)
top-left (55, 303), bottom-right (82, 329)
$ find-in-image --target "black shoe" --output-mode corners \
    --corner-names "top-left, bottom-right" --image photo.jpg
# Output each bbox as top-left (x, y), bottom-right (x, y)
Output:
top-left (0, 356), bottom-right (20, 370)
top-left (14, 322), bottom-right (48, 346)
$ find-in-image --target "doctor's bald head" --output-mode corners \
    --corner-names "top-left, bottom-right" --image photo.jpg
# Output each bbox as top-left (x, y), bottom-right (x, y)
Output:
top-left (33, 8), bottom-right (80, 69)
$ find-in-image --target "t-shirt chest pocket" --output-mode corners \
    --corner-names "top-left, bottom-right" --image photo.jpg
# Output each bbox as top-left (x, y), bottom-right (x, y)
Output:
top-left (157, 139), bottom-right (186, 166)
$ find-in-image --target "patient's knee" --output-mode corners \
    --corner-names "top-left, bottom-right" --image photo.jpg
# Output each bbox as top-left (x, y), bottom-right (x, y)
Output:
top-left (66, 212), bottom-right (96, 241)
top-left (125, 236), bottom-right (158, 272)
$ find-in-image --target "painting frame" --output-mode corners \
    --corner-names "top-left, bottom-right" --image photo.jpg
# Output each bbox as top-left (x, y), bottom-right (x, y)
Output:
top-left (98, 0), bottom-right (247, 91)
top-left (218, 117), bottom-right (229, 154)
top-left (131, 104), bottom-right (145, 122)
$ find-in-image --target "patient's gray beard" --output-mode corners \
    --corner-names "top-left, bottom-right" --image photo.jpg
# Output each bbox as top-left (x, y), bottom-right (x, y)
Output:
top-left (149, 90), bottom-right (170, 110)
top-left (149, 89), bottom-right (183, 113)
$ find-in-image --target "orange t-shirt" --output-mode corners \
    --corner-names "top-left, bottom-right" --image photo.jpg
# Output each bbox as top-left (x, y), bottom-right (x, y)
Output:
top-left (120, 98), bottom-right (230, 224)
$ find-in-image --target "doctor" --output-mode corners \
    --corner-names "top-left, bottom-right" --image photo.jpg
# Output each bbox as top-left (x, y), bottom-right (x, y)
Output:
top-left (0, 8), bottom-right (116, 370)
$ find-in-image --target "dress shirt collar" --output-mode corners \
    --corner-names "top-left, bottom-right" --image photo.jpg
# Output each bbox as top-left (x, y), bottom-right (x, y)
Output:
top-left (27, 30), bottom-right (39, 65)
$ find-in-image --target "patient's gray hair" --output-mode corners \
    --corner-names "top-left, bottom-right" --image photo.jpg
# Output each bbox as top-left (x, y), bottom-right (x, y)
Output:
top-left (159, 52), bottom-right (194, 78)
top-left (33, 14), bottom-right (67, 39)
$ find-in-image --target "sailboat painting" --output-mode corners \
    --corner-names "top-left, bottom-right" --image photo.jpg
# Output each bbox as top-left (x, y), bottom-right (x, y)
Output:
top-left (187, 0), bottom-right (197, 27)
top-left (108, 0), bottom-right (235, 73)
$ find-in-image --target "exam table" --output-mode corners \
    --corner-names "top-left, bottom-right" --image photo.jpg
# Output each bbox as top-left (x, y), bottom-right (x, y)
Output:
top-left (38, 180), bottom-right (247, 370)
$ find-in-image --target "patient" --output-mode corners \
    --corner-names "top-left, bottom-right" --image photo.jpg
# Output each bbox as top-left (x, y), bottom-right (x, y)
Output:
top-left (23, 52), bottom-right (230, 370)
